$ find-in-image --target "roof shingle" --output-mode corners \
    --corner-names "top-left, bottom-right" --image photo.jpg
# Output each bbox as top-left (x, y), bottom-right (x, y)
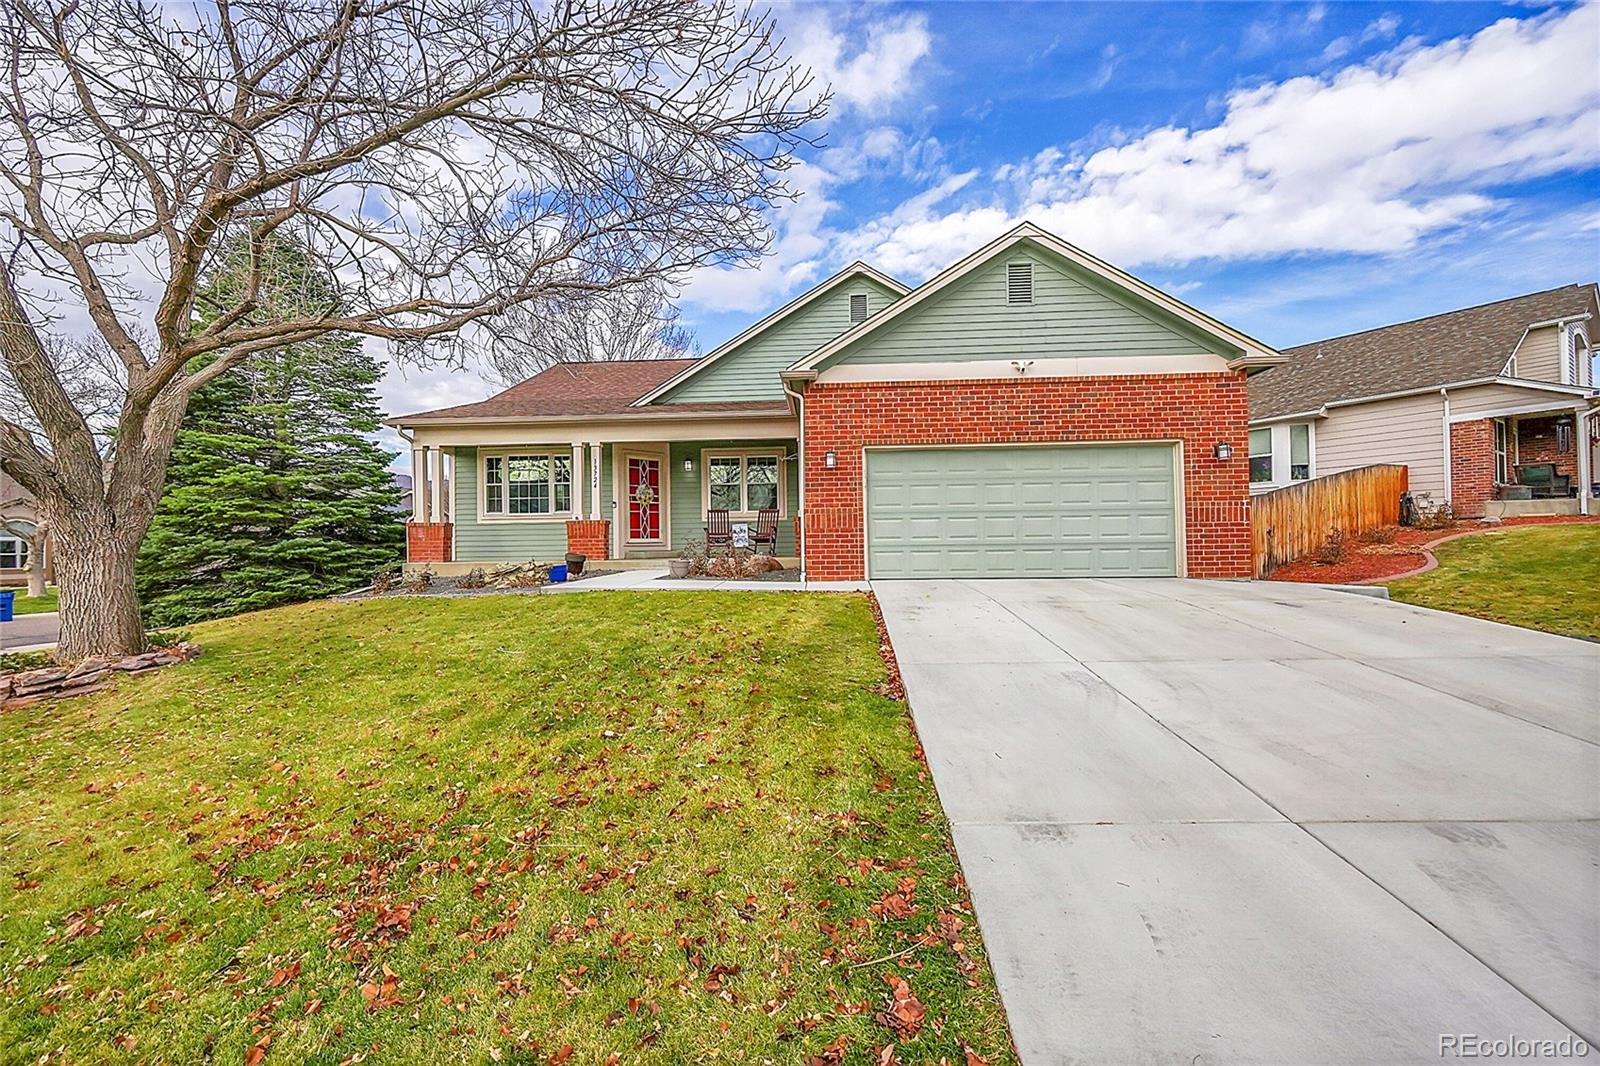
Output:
top-left (1249, 284), bottom-right (1598, 420)
top-left (392, 359), bottom-right (791, 422)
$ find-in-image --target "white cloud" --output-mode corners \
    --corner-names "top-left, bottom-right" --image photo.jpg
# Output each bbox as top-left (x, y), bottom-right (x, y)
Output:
top-left (1322, 12), bottom-right (1402, 62)
top-left (826, 4), bottom-right (1600, 280)
top-left (785, 9), bottom-right (932, 111)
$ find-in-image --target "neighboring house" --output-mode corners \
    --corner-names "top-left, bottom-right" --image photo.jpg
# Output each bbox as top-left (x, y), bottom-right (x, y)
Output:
top-left (0, 467), bottom-right (52, 588)
top-left (1248, 285), bottom-right (1600, 518)
top-left (387, 223), bottom-right (1283, 580)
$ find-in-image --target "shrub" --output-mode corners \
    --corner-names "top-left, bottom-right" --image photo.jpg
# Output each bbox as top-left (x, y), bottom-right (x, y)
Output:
top-left (371, 568), bottom-right (401, 595)
top-left (403, 567), bottom-right (434, 593)
top-left (1316, 528), bottom-right (1348, 565)
top-left (457, 567), bottom-right (488, 590)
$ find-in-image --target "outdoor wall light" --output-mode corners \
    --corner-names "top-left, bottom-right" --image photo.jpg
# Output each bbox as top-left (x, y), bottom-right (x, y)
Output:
top-left (683, 457), bottom-right (694, 473)
top-left (1213, 441), bottom-right (1233, 461)
top-left (824, 450), bottom-right (838, 469)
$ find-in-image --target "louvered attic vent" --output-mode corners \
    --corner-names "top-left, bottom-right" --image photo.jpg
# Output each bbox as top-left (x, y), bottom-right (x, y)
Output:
top-left (1006, 261), bottom-right (1033, 305)
top-left (849, 293), bottom-right (869, 324)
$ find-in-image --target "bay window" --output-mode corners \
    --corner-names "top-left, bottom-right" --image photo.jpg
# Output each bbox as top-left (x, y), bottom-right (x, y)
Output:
top-left (483, 452), bottom-right (572, 517)
top-left (703, 450), bottom-right (784, 515)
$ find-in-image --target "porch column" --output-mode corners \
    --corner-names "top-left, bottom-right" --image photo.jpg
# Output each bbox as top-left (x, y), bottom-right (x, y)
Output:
top-left (571, 443), bottom-right (585, 519)
top-left (589, 443), bottom-right (603, 519)
top-left (410, 446), bottom-right (427, 521)
top-left (1580, 410), bottom-right (1594, 516)
top-left (428, 447), bottom-right (444, 523)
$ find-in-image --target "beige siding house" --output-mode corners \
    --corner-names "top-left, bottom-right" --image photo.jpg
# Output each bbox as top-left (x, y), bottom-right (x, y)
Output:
top-left (1249, 284), bottom-right (1600, 518)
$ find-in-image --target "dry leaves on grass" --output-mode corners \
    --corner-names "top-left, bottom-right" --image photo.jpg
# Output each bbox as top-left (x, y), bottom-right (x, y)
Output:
top-left (876, 972), bottom-right (926, 1039)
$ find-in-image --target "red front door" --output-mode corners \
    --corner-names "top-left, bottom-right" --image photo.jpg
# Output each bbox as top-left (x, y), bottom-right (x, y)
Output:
top-left (627, 457), bottom-right (661, 541)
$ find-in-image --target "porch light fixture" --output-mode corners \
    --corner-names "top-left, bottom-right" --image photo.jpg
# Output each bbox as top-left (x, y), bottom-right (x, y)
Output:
top-left (1213, 441), bottom-right (1233, 461)
top-left (683, 457), bottom-right (694, 473)
top-left (824, 450), bottom-right (838, 469)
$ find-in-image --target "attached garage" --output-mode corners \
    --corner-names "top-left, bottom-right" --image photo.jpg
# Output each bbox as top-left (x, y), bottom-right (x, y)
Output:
top-left (864, 444), bottom-right (1179, 578)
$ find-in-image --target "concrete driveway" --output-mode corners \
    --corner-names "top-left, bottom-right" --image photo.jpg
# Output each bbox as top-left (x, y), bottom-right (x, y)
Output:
top-left (875, 579), bottom-right (1598, 1064)
top-left (1, 611), bottom-right (59, 652)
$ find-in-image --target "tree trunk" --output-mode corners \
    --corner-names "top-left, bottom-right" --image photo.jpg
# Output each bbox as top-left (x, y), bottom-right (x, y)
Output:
top-left (51, 513), bottom-right (147, 660)
top-left (27, 530), bottom-right (47, 598)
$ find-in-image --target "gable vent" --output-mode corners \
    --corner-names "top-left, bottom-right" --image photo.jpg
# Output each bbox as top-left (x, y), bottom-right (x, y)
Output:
top-left (1006, 261), bottom-right (1033, 305)
top-left (849, 292), bottom-right (869, 324)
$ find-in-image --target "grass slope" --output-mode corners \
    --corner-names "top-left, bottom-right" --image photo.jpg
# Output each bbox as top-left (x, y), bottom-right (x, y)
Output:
top-left (0, 593), bottom-right (1014, 1065)
top-left (1388, 524), bottom-right (1600, 640)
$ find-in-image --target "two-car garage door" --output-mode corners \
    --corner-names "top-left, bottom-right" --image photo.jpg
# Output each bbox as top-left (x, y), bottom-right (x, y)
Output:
top-left (865, 445), bottom-right (1178, 578)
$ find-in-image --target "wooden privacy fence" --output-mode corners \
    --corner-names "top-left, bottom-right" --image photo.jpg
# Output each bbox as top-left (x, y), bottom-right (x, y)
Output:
top-left (1251, 464), bottom-right (1409, 578)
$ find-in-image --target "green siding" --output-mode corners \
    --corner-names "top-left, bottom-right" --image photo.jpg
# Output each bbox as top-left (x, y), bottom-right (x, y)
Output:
top-left (450, 446), bottom-right (571, 562)
top-left (828, 244), bottom-right (1229, 367)
top-left (865, 445), bottom-right (1177, 578)
top-left (664, 440), bottom-right (798, 555)
top-left (450, 442), bottom-right (797, 563)
top-left (661, 276), bottom-right (902, 403)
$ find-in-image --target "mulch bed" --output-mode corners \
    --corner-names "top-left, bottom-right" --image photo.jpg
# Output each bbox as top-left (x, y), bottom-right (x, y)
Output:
top-left (1267, 514), bottom-right (1600, 585)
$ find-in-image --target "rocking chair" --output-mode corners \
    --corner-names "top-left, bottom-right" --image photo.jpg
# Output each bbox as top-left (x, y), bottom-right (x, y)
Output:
top-left (751, 508), bottom-right (780, 555)
top-left (705, 508), bottom-right (733, 551)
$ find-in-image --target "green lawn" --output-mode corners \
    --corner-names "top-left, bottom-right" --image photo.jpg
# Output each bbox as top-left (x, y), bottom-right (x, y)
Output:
top-left (1388, 524), bottom-right (1600, 640)
top-left (0, 593), bottom-right (1014, 1065)
top-left (7, 587), bottom-right (56, 614)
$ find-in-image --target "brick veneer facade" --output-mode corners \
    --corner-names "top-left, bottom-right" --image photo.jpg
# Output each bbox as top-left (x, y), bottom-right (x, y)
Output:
top-left (799, 373), bottom-right (1253, 581)
top-left (565, 519), bottom-right (611, 560)
top-left (1514, 415), bottom-right (1579, 482)
top-left (406, 521), bottom-right (453, 563)
top-left (1448, 420), bottom-right (1497, 519)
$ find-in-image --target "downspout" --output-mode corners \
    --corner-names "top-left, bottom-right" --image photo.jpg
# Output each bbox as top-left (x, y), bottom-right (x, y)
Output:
top-left (1439, 387), bottom-right (1452, 511)
top-left (782, 376), bottom-right (808, 582)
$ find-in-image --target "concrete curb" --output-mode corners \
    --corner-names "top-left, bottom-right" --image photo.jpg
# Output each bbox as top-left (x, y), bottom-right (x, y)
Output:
top-left (1318, 584), bottom-right (1390, 599)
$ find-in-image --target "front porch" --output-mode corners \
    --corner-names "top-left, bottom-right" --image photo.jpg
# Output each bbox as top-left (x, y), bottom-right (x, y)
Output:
top-left (1453, 407), bottom-right (1597, 519)
top-left (403, 430), bottom-right (801, 572)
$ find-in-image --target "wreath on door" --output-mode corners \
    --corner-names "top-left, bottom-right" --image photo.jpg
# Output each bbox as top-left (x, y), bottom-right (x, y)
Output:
top-left (633, 484), bottom-right (656, 506)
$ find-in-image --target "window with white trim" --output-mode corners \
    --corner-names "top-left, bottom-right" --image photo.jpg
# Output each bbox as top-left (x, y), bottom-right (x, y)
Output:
top-left (483, 452), bottom-right (572, 516)
top-left (1249, 428), bottom-right (1273, 484)
top-left (0, 536), bottom-right (28, 569)
top-left (703, 451), bottom-right (783, 515)
top-left (1251, 422), bottom-right (1316, 487)
top-left (1493, 420), bottom-right (1509, 483)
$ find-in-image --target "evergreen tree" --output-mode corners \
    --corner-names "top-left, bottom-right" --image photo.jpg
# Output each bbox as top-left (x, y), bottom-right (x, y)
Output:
top-left (137, 240), bottom-right (403, 626)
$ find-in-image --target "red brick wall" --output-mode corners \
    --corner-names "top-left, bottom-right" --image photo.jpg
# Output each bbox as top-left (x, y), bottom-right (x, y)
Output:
top-left (1514, 415), bottom-right (1578, 482)
top-left (565, 519), bottom-right (610, 560)
top-left (407, 521), bottom-right (453, 563)
top-left (800, 373), bottom-right (1252, 580)
top-left (1449, 420), bottom-right (1496, 519)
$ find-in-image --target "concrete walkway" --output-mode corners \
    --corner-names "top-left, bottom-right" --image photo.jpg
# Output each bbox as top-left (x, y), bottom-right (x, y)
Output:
top-left (875, 578), bottom-right (1598, 1064)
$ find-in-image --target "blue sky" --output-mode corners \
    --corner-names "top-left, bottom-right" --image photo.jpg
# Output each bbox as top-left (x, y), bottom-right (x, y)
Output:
top-left (381, 0), bottom-right (1600, 421)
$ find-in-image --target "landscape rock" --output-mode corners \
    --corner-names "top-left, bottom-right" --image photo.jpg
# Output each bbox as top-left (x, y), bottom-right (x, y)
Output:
top-left (1, 642), bottom-right (201, 711)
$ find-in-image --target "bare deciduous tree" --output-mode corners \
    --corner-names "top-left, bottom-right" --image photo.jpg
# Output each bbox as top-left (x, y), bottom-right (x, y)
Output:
top-left (487, 282), bottom-right (699, 385)
top-left (0, 0), bottom-right (826, 659)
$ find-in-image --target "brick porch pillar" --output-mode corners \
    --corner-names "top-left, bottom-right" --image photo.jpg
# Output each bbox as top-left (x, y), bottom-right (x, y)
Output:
top-left (407, 521), bottom-right (453, 563)
top-left (566, 519), bottom-right (610, 560)
top-left (1449, 420), bottom-right (1496, 519)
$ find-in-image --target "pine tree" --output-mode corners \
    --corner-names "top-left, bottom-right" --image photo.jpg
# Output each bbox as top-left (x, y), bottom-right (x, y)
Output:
top-left (137, 240), bottom-right (403, 626)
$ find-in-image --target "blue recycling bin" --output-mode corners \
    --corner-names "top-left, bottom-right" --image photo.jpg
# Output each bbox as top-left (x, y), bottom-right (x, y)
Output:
top-left (548, 564), bottom-right (568, 584)
top-left (0, 590), bottom-right (14, 622)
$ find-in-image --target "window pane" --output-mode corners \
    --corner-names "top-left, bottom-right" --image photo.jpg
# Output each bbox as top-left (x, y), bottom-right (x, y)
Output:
top-left (0, 538), bottom-right (21, 569)
top-left (554, 455), bottom-right (572, 513)
top-left (1288, 425), bottom-right (1310, 480)
top-left (709, 457), bottom-right (741, 511)
top-left (1249, 428), bottom-right (1272, 483)
top-left (746, 456), bottom-right (778, 511)
top-left (508, 455), bottom-right (548, 514)
top-left (485, 457), bottom-right (503, 513)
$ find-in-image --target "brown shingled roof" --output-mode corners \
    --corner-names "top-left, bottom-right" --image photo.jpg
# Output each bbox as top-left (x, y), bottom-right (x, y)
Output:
top-left (391, 359), bottom-right (791, 423)
top-left (1250, 284), bottom-right (1598, 421)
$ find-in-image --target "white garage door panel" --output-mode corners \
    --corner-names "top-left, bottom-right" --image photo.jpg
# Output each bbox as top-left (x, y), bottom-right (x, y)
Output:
top-left (866, 445), bottom-right (1178, 578)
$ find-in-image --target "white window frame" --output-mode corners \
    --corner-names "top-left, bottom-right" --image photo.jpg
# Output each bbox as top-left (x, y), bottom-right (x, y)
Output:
top-left (0, 536), bottom-right (28, 570)
top-left (1564, 322), bottom-right (1591, 387)
top-left (1493, 419), bottom-right (1510, 483)
top-left (1249, 427), bottom-right (1273, 485)
top-left (1248, 422), bottom-right (1317, 490)
top-left (478, 448), bottom-right (575, 522)
top-left (700, 448), bottom-right (787, 518)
